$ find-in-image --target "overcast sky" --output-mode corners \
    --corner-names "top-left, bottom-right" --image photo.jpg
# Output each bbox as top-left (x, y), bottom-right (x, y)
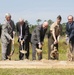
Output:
top-left (0, 0), bottom-right (74, 24)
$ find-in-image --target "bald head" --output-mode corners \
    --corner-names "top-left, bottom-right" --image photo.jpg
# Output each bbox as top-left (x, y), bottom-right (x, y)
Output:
top-left (19, 18), bottom-right (24, 25)
top-left (5, 13), bottom-right (11, 21)
top-left (68, 15), bottom-right (73, 23)
top-left (19, 18), bottom-right (24, 22)
top-left (43, 22), bottom-right (48, 29)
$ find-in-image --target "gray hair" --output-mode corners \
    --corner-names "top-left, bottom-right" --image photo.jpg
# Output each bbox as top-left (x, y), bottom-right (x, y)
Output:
top-left (5, 13), bottom-right (11, 17)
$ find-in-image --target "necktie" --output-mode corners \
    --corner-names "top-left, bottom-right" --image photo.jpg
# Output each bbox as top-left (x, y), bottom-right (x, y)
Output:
top-left (20, 25), bottom-right (22, 38)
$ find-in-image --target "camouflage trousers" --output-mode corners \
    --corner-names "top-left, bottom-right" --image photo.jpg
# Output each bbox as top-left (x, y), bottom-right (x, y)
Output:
top-left (48, 35), bottom-right (59, 60)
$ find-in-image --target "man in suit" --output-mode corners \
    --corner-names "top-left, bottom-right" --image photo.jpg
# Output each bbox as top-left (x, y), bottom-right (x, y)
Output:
top-left (66, 15), bottom-right (74, 61)
top-left (16, 18), bottom-right (30, 60)
top-left (1, 13), bottom-right (15, 60)
top-left (48, 15), bottom-right (62, 60)
top-left (31, 22), bottom-right (48, 60)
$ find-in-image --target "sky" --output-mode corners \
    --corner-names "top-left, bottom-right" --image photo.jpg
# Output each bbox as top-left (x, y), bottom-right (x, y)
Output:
top-left (0, 0), bottom-right (74, 24)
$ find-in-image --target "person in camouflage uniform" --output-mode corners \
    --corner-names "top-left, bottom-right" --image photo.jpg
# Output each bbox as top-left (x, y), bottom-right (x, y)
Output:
top-left (48, 15), bottom-right (62, 60)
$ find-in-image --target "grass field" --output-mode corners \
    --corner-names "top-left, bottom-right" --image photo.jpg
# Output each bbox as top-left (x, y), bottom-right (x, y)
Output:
top-left (0, 36), bottom-right (71, 75)
top-left (0, 69), bottom-right (74, 75)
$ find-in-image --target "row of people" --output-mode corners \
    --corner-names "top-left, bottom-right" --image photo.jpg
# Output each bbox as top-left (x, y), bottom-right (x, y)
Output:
top-left (1, 13), bottom-right (74, 61)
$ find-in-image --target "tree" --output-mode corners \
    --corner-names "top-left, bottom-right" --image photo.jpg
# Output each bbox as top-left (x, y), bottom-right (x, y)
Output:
top-left (36, 19), bottom-right (42, 25)
top-left (61, 23), bottom-right (66, 35)
top-left (25, 20), bottom-right (29, 26)
top-left (48, 19), bottom-right (53, 26)
top-left (29, 25), bottom-right (37, 33)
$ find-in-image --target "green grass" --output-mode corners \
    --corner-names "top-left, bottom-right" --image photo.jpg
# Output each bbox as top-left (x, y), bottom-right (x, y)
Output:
top-left (0, 69), bottom-right (74, 75)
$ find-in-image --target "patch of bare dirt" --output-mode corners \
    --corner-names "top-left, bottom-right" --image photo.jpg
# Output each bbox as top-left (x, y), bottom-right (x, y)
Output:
top-left (0, 59), bottom-right (74, 69)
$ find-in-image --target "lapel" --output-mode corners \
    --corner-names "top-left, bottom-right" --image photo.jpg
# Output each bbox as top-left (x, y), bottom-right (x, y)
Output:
top-left (68, 22), bottom-right (73, 30)
top-left (41, 25), bottom-right (46, 35)
top-left (6, 20), bottom-right (12, 30)
top-left (9, 20), bottom-right (13, 29)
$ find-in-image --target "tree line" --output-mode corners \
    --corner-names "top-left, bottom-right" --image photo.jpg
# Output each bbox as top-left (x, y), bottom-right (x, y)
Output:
top-left (29, 19), bottom-right (66, 36)
top-left (0, 19), bottom-right (66, 37)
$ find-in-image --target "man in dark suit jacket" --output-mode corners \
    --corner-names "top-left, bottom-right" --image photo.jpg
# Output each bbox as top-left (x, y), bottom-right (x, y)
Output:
top-left (66, 15), bottom-right (74, 61)
top-left (31, 22), bottom-right (48, 60)
top-left (16, 18), bottom-right (30, 60)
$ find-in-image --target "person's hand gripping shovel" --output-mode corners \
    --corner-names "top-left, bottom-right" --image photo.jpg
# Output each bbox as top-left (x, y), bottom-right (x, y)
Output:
top-left (20, 39), bottom-right (27, 54)
top-left (7, 38), bottom-right (15, 60)
top-left (36, 43), bottom-right (42, 54)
